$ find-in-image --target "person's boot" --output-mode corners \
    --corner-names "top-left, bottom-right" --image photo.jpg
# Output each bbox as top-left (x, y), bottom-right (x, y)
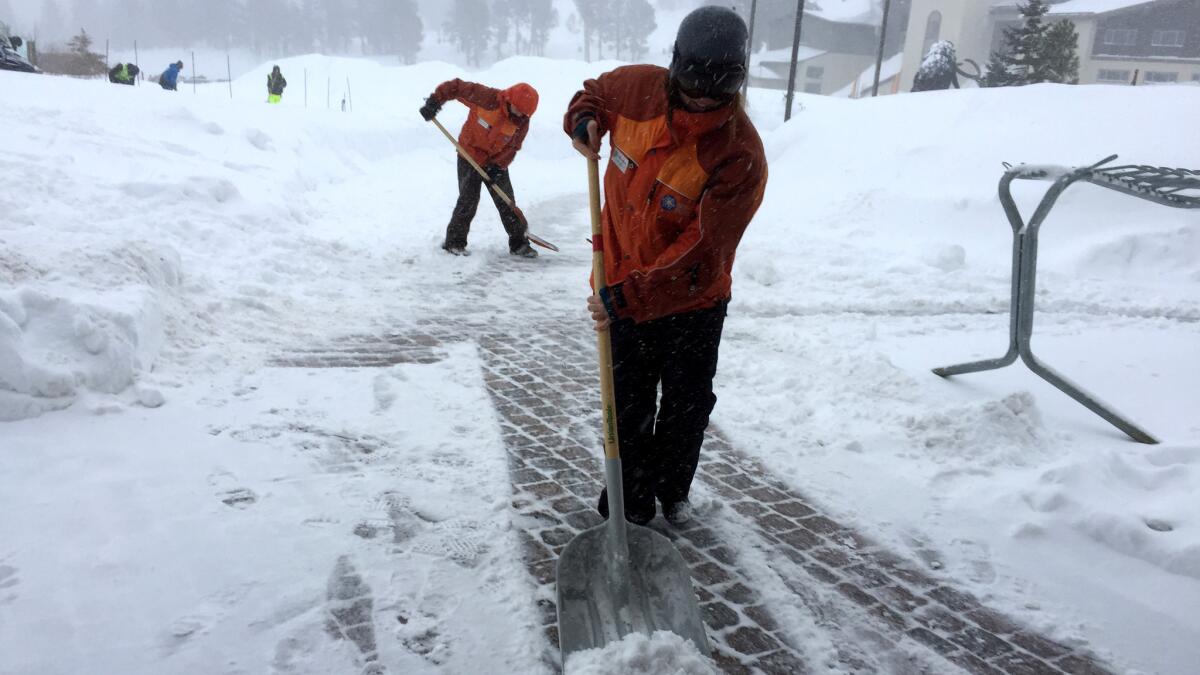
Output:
top-left (597, 488), bottom-right (655, 525)
top-left (662, 499), bottom-right (693, 526)
top-left (510, 242), bottom-right (538, 259)
top-left (442, 241), bottom-right (469, 256)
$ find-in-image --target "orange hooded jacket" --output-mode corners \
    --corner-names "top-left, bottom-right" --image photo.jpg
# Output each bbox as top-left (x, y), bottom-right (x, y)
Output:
top-left (434, 79), bottom-right (538, 169)
top-left (564, 65), bottom-right (768, 323)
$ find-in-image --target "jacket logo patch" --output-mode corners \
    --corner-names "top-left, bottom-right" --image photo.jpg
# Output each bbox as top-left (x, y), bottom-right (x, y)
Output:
top-left (660, 194), bottom-right (677, 211)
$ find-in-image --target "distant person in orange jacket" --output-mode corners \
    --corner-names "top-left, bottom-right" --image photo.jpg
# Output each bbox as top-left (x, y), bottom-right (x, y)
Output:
top-left (419, 80), bottom-right (539, 258)
top-left (566, 6), bottom-right (768, 526)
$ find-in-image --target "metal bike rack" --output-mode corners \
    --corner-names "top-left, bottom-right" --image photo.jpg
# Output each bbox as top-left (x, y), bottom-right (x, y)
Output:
top-left (933, 155), bottom-right (1200, 445)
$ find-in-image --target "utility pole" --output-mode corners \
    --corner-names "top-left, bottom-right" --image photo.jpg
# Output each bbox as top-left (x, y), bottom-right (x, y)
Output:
top-left (191, 51), bottom-right (196, 94)
top-left (784, 0), bottom-right (807, 121)
top-left (871, 0), bottom-right (893, 97)
top-left (743, 0), bottom-right (758, 99)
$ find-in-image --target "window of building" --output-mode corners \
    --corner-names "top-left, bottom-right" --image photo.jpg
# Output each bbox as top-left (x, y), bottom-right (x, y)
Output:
top-left (1193, 73), bottom-right (1200, 82)
top-left (803, 82), bottom-right (822, 94)
top-left (1103, 29), bottom-right (1138, 46)
top-left (1144, 71), bottom-right (1179, 83)
top-left (1151, 30), bottom-right (1185, 47)
top-left (922, 11), bottom-right (943, 56)
top-left (1097, 69), bottom-right (1132, 83)
top-left (806, 66), bottom-right (824, 79)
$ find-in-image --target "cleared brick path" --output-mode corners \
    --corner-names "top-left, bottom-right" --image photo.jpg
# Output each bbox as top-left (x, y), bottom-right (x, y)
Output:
top-left (273, 260), bottom-right (1117, 674)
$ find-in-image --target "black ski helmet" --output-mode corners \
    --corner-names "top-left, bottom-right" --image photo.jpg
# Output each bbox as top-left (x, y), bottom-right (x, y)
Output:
top-left (669, 6), bottom-right (749, 100)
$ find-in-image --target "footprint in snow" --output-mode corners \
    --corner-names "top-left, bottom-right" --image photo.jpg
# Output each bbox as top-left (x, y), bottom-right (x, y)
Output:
top-left (0, 564), bottom-right (18, 606)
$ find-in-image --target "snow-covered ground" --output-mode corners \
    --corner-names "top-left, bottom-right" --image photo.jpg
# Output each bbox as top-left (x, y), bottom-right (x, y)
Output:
top-left (1, 53), bottom-right (1197, 675)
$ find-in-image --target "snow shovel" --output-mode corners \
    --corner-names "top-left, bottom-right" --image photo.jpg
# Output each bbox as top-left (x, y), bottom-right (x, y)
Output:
top-left (555, 155), bottom-right (710, 669)
top-left (429, 117), bottom-right (559, 252)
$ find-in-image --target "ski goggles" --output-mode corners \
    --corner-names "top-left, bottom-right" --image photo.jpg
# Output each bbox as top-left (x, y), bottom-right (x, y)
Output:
top-left (672, 59), bottom-right (746, 100)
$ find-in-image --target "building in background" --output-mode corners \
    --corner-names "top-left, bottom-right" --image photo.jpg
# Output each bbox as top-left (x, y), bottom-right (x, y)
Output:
top-left (900, 0), bottom-right (1200, 91)
top-left (748, 0), bottom-right (912, 95)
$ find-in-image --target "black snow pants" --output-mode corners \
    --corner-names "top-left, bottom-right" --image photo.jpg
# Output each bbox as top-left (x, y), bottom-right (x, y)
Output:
top-left (444, 156), bottom-right (526, 251)
top-left (599, 301), bottom-right (728, 523)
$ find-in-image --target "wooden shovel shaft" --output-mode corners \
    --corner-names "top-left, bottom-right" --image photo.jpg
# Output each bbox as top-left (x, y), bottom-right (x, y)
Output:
top-left (588, 157), bottom-right (621, 462)
top-left (430, 117), bottom-right (517, 209)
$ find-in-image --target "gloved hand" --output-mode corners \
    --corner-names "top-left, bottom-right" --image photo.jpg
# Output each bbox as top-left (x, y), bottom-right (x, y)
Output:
top-left (419, 95), bottom-right (442, 122)
top-left (586, 285), bottom-right (624, 332)
top-left (571, 115), bottom-right (600, 159)
top-left (598, 285), bottom-right (620, 321)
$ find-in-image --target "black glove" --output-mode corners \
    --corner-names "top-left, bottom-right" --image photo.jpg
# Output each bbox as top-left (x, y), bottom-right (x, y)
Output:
top-left (598, 285), bottom-right (622, 321)
top-left (419, 95), bottom-right (442, 121)
top-left (572, 115), bottom-right (594, 143)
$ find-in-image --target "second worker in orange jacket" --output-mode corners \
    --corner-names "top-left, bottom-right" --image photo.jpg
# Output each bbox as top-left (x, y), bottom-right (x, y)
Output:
top-left (421, 79), bottom-right (540, 258)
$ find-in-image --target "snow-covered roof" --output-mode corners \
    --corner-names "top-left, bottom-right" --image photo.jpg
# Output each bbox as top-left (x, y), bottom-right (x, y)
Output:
top-left (751, 46), bottom-right (829, 80)
top-left (991, 0), bottom-right (1158, 15)
top-left (833, 52), bottom-right (904, 97)
top-left (1048, 0), bottom-right (1158, 14)
top-left (751, 46), bottom-right (829, 65)
top-left (808, 0), bottom-right (878, 25)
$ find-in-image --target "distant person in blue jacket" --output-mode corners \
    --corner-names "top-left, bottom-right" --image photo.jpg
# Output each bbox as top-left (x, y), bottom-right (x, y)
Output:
top-left (159, 60), bottom-right (183, 90)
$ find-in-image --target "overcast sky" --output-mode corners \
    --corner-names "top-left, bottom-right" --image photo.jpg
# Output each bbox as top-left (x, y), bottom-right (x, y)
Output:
top-left (2, 0), bottom-right (456, 33)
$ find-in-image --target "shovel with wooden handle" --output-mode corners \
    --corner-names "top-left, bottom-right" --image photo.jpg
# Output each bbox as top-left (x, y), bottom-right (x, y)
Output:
top-left (429, 117), bottom-right (559, 252)
top-left (554, 155), bottom-right (710, 670)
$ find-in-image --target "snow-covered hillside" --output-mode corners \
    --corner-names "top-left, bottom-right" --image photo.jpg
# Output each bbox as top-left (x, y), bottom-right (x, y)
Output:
top-left (1, 56), bottom-right (1197, 674)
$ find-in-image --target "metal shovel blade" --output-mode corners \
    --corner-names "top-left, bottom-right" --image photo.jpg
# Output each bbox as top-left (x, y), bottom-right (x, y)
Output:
top-left (556, 521), bottom-right (710, 667)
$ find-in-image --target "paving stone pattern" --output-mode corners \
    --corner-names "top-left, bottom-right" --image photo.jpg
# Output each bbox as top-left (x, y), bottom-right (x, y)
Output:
top-left (273, 264), bottom-right (1116, 674)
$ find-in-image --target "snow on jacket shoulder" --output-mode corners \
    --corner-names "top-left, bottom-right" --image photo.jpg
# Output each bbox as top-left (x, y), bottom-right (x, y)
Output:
top-left (563, 65), bottom-right (768, 323)
top-left (433, 78), bottom-right (532, 169)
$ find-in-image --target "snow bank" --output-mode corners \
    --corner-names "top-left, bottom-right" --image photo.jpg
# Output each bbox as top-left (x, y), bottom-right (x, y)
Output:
top-left (565, 631), bottom-right (715, 675)
top-left (719, 78), bottom-right (1200, 674)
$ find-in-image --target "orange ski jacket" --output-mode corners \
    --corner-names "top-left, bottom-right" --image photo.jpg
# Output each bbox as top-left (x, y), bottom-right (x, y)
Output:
top-left (564, 65), bottom-right (767, 323)
top-left (434, 79), bottom-right (538, 169)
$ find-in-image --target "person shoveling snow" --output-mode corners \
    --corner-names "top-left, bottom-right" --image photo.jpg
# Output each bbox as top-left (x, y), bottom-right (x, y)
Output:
top-left (420, 79), bottom-right (542, 258)
top-left (564, 630), bottom-right (716, 675)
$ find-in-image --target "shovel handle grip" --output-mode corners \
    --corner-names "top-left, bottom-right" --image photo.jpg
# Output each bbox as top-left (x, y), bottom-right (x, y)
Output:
top-left (589, 157), bottom-right (621, 462)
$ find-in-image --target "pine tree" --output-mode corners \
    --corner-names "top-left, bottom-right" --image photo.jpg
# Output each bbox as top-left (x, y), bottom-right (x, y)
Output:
top-left (984, 0), bottom-right (1079, 87)
top-left (320, 0), bottom-right (353, 53)
top-left (359, 0), bottom-right (422, 61)
top-left (64, 28), bottom-right (105, 75)
top-left (573, 0), bottom-right (602, 61)
top-left (394, 0), bottom-right (424, 63)
top-left (445, 0), bottom-right (490, 67)
top-left (493, 0), bottom-right (557, 58)
top-left (609, 0), bottom-right (655, 61)
top-left (1041, 19), bottom-right (1080, 84)
top-left (983, 51), bottom-right (1019, 87)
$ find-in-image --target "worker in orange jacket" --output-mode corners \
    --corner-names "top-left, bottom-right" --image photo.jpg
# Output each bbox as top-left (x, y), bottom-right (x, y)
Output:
top-left (420, 80), bottom-right (540, 258)
top-left (566, 6), bottom-right (768, 526)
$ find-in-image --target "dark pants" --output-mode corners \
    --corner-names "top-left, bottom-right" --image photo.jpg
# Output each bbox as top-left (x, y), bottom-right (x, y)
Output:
top-left (601, 301), bottom-right (728, 521)
top-left (445, 156), bottom-right (526, 251)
